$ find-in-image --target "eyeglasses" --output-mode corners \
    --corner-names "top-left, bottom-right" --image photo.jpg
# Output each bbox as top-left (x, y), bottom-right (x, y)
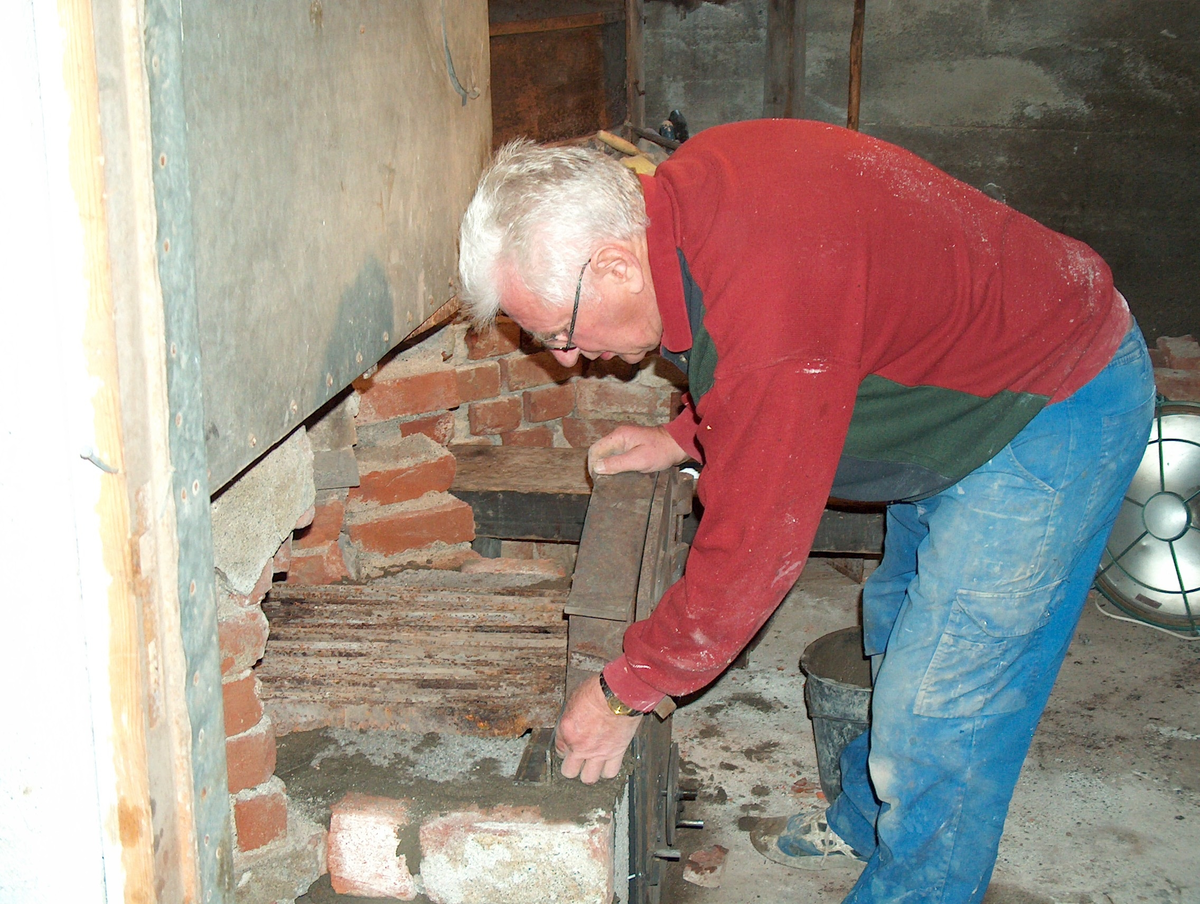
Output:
top-left (536, 259), bottom-right (591, 352)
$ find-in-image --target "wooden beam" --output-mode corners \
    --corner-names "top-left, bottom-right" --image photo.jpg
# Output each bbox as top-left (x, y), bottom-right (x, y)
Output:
top-left (626, 0), bottom-right (645, 130)
top-left (489, 10), bottom-right (623, 37)
top-left (847, 0), bottom-right (867, 130)
top-left (61, 0), bottom-right (158, 899)
top-left (763, 0), bottom-right (807, 118)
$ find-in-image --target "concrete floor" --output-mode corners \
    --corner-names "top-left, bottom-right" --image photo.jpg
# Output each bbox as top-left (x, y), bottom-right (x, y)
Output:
top-left (660, 560), bottom-right (1200, 904)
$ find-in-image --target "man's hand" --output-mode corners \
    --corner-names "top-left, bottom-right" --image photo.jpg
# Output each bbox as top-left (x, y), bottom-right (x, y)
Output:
top-left (555, 676), bottom-right (643, 784)
top-left (588, 425), bottom-right (688, 477)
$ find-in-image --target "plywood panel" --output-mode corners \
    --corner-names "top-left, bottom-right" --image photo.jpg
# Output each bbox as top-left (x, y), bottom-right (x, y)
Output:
top-left (181, 0), bottom-right (491, 489)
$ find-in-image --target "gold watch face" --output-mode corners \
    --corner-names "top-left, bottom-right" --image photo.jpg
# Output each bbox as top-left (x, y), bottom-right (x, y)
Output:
top-left (607, 697), bottom-right (636, 716)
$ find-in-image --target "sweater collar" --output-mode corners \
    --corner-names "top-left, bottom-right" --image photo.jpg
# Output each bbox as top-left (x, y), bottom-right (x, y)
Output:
top-left (640, 173), bottom-right (693, 354)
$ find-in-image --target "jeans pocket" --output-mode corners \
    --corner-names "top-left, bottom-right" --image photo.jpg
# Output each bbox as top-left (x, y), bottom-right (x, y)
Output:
top-left (913, 582), bottom-right (1060, 719)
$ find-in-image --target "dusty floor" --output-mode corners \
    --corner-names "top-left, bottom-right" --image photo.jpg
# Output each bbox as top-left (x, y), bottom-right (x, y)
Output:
top-left (276, 559), bottom-right (1199, 904)
top-left (663, 560), bottom-right (1200, 904)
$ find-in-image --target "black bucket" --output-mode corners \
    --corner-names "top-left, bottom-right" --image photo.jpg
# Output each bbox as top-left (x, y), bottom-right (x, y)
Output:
top-left (800, 626), bottom-right (872, 803)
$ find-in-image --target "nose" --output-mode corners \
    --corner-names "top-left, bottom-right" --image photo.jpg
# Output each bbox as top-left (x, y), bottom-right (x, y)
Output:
top-left (549, 347), bottom-right (582, 367)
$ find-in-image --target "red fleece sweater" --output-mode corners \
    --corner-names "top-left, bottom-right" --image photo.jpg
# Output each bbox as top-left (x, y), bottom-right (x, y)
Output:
top-left (603, 120), bottom-right (1129, 711)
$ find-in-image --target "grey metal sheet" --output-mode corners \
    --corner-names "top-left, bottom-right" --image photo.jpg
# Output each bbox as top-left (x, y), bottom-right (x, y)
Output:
top-left (181, 0), bottom-right (491, 489)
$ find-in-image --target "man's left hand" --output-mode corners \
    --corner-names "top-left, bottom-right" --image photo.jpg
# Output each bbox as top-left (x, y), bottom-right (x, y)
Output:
top-left (555, 676), bottom-right (642, 784)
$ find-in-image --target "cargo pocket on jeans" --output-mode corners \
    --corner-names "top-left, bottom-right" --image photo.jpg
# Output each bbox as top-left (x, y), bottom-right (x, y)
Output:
top-left (912, 582), bottom-right (1060, 719)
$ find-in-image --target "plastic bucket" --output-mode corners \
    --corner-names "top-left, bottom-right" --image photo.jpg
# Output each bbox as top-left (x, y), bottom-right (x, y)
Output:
top-left (800, 626), bottom-right (872, 803)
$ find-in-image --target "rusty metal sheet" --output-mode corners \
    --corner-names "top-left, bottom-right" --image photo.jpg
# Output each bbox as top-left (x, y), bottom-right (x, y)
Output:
top-left (179, 0), bottom-right (491, 489)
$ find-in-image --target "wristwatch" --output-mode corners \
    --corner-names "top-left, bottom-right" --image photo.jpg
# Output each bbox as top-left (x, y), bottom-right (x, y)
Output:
top-left (599, 672), bottom-right (646, 716)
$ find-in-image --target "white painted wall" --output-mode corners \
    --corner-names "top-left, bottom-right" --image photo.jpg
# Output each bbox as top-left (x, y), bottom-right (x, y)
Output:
top-left (0, 1), bottom-right (124, 900)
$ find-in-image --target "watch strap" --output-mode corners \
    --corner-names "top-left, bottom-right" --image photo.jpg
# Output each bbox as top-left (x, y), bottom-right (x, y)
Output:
top-left (598, 672), bottom-right (646, 716)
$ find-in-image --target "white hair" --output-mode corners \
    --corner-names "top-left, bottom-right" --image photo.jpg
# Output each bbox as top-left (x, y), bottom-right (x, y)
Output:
top-left (458, 139), bottom-right (649, 326)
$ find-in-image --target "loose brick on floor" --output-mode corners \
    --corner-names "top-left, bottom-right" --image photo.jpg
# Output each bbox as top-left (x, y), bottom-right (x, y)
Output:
top-left (328, 793), bottom-right (418, 900)
top-left (419, 805), bottom-right (613, 904)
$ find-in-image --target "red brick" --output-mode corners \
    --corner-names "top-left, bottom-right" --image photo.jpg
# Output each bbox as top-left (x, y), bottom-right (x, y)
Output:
top-left (523, 384), bottom-right (576, 422)
top-left (285, 542), bottom-right (351, 585)
top-left (398, 411), bottom-right (456, 445)
top-left (293, 495), bottom-right (345, 549)
top-left (218, 605), bottom-right (269, 675)
top-left (272, 536), bottom-right (292, 575)
top-left (345, 494), bottom-right (475, 555)
top-left (574, 380), bottom-right (672, 421)
top-left (466, 318), bottom-right (521, 359)
top-left (328, 793), bottom-right (418, 899)
top-left (420, 806), bottom-right (612, 904)
top-left (501, 351), bottom-right (584, 391)
top-left (1155, 368), bottom-right (1200, 402)
top-left (350, 437), bottom-right (456, 505)
top-left (355, 369), bottom-right (459, 424)
top-left (500, 426), bottom-right (555, 447)
top-left (233, 779), bottom-right (288, 852)
top-left (455, 360), bottom-right (503, 402)
top-left (222, 671), bottom-right (263, 737)
top-left (1157, 335), bottom-right (1200, 371)
top-left (468, 396), bottom-right (523, 435)
top-left (562, 416), bottom-right (624, 449)
top-left (226, 717), bottom-right (276, 794)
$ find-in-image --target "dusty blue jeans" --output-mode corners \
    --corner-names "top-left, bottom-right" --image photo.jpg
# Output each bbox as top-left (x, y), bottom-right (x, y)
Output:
top-left (826, 323), bottom-right (1155, 904)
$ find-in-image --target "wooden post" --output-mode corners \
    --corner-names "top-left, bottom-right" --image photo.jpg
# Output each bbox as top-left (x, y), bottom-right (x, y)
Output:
top-left (626, 0), bottom-right (645, 130)
top-left (847, 0), bottom-right (866, 130)
top-left (763, 0), bottom-right (807, 118)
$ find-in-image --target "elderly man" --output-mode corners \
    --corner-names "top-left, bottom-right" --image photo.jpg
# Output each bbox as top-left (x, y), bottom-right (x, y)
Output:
top-left (457, 120), bottom-right (1154, 903)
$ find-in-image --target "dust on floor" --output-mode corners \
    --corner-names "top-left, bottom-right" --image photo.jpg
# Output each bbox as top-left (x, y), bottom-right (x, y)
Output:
top-left (664, 560), bottom-right (1200, 904)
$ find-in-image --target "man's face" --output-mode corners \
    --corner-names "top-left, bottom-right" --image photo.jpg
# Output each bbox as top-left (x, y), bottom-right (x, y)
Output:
top-left (499, 252), bottom-right (663, 367)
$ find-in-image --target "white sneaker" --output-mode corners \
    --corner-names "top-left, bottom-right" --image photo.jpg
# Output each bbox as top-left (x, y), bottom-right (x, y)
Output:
top-left (749, 808), bottom-right (864, 871)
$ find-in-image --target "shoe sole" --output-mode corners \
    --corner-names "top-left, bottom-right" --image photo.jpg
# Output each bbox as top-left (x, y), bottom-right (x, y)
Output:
top-left (747, 816), bottom-right (865, 872)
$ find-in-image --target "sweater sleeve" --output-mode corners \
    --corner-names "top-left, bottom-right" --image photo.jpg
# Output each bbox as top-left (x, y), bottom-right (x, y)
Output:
top-left (664, 393), bottom-right (704, 464)
top-left (604, 355), bottom-right (859, 701)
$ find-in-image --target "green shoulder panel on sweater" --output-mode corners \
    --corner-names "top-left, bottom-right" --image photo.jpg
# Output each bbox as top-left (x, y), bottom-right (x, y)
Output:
top-left (842, 374), bottom-right (1048, 487)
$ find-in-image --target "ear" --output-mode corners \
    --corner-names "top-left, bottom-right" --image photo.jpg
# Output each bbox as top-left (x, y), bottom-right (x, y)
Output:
top-left (591, 241), bottom-right (645, 295)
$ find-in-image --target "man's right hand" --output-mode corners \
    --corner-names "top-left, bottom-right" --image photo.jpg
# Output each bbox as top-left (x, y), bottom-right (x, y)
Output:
top-left (588, 425), bottom-right (689, 477)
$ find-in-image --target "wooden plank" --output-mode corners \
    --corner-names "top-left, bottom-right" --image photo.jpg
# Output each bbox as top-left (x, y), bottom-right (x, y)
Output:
top-left (490, 11), bottom-right (622, 37)
top-left (450, 446), bottom-right (592, 540)
top-left (65, 0), bottom-right (159, 896)
top-left (564, 471), bottom-right (657, 621)
top-left (451, 445), bottom-right (591, 495)
top-left (456, 489), bottom-right (590, 541)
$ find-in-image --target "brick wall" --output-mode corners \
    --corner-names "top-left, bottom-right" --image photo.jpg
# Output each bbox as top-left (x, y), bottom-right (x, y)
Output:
top-left (286, 314), bottom-right (687, 584)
